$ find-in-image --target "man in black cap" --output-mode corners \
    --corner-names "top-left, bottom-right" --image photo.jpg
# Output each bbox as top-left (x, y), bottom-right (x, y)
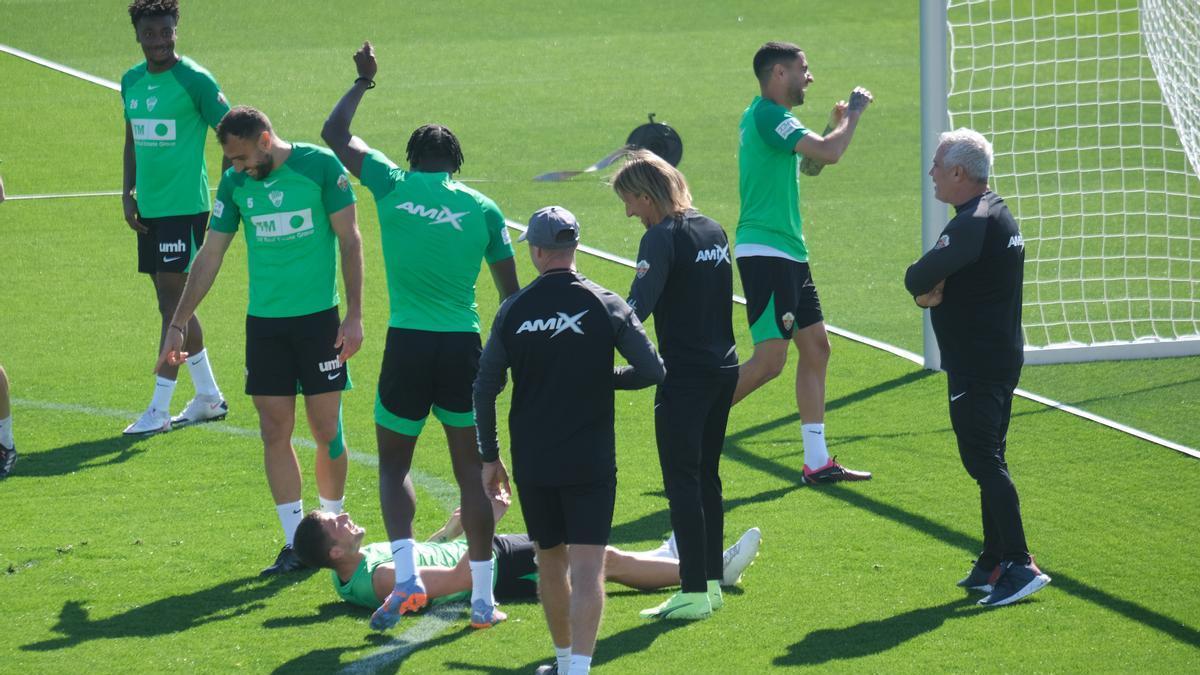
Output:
top-left (474, 205), bottom-right (665, 675)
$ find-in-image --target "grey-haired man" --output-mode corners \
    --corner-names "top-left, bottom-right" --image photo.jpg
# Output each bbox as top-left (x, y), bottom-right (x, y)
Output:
top-left (474, 206), bottom-right (665, 675)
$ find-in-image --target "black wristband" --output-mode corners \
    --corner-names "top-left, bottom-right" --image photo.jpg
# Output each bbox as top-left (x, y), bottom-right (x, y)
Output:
top-left (355, 76), bottom-right (375, 89)
top-left (170, 324), bottom-right (186, 336)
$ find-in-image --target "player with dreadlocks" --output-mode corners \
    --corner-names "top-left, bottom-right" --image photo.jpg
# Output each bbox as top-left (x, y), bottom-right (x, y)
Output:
top-left (120, 0), bottom-right (232, 436)
top-left (322, 41), bottom-right (520, 631)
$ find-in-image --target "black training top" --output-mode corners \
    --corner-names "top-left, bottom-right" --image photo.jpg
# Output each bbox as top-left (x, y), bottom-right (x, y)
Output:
top-left (474, 268), bottom-right (665, 486)
top-left (905, 191), bottom-right (1025, 379)
top-left (628, 209), bottom-right (739, 375)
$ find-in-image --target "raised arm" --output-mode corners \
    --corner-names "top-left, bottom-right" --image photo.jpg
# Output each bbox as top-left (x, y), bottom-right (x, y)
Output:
top-left (794, 87), bottom-right (873, 166)
top-left (330, 203), bottom-right (364, 361)
top-left (321, 41), bottom-right (378, 178)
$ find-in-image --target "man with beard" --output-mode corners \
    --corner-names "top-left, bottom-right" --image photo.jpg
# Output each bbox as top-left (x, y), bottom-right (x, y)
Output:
top-left (157, 106), bottom-right (364, 577)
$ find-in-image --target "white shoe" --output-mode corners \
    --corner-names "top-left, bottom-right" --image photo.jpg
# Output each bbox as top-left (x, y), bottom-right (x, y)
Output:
top-left (721, 527), bottom-right (762, 586)
top-left (171, 394), bottom-right (228, 428)
top-left (123, 407), bottom-right (171, 435)
top-left (650, 532), bottom-right (679, 560)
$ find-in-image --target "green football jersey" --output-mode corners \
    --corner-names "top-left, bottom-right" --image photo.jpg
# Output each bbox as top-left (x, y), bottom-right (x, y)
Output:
top-left (360, 149), bottom-right (514, 333)
top-left (121, 56), bottom-right (229, 218)
top-left (209, 143), bottom-right (356, 318)
top-left (736, 95), bottom-right (811, 261)
top-left (333, 541), bottom-right (496, 609)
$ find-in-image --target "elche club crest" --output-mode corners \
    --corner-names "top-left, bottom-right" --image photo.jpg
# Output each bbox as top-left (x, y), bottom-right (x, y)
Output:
top-left (934, 234), bottom-right (950, 250)
top-left (782, 312), bottom-right (795, 331)
top-left (146, 96), bottom-right (158, 112)
top-left (636, 260), bottom-right (650, 279)
top-left (269, 190), bottom-right (285, 208)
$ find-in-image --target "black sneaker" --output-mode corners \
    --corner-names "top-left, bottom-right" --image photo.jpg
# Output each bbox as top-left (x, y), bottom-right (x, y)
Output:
top-left (802, 457), bottom-right (872, 484)
top-left (534, 664), bottom-right (559, 674)
top-left (0, 444), bottom-right (15, 479)
top-left (260, 545), bottom-right (307, 577)
top-left (978, 560), bottom-right (1051, 607)
top-left (957, 559), bottom-right (1001, 593)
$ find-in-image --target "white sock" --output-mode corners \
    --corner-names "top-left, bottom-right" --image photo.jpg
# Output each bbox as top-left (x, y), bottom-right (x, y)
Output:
top-left (469, 559), bottom-right (496, 606)
top-left (391, 538), bottom-right (417, 583)
top-left (318, 496), bottom-right (344, 514)
top-left (0, 415), bottom-right (12, 449)
top-left (554, 646), bottom-right (572, 673)
top-left (150, 376), bottom-right (176, 412)
top-left (276, 500), bottom-right (304, 547)
top-left (186, 349), bottom-right (222, 398)
top-left (568, 655), bottom-right (592, 675)
top-left (801, 423), bottom-right (830, 471)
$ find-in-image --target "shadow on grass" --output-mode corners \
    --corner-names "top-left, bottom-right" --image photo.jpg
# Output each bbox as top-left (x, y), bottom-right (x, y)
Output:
top-left (443, 619), bottom-right (688, 673)
top-left (776, 597), bottom-right (980, 665)
top-left (262, 601), bottom-right (361, 628)
top-left (609, 484), bottom-right (801, 547)
top-left (724, 377), bottom-right (1200, 650)
top-left (22, 573), bottom-right (303, 651)
top-left (14, 435), bottom-right (146, 478)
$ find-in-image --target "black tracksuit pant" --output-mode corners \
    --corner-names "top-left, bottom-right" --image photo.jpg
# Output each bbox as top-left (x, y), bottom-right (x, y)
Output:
top-left (947, 371), bottom-right (1031, 565)
top-left (654, 370), bottom-right (738, 593)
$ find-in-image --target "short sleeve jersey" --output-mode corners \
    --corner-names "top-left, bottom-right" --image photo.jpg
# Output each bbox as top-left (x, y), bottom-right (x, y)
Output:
top-left (736, 95), bottom-right (811, 261)
top-left (121, 56), bottom-right (229, 218)
top-left (209, 143), bottom-right (356, 318)
top-left (359, 149), bottom-right (514, 333)
top-left (333, 541), bottom-right (493, 609)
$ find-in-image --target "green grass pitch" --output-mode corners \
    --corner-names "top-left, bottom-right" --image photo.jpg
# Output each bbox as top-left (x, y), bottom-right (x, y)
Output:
top-left (0, 1), bottom-right (1197, 672)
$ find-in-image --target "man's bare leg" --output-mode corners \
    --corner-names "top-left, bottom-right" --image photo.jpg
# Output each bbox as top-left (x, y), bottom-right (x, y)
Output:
top-left (731, 338), bottom-right (789, 406)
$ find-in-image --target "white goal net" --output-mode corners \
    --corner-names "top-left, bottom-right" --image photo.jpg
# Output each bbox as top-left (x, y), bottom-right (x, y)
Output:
top-left (943, 0), bottom-right (1200, 363)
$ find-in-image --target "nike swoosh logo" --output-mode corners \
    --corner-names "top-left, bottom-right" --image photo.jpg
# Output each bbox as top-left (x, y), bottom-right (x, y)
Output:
top-left (292, 509), bottom-right (302, 514)
top-left (327, 372), bottom-right (340, 380)
top-left (950, 392), bottom-right (967, 402)
top-left (264, 179), bottom-right (279, 187)
top-left (147, 85), bottom-right (160, 90)
top-left (163, 256), bottom-right (182, 262)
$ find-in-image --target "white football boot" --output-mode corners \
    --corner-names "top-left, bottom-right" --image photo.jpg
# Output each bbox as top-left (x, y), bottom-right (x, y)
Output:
top-left (123, 407), bottom-right (171, 436)
top-left (721, 527), bottom-right (762, 586)
top-left (171, 395), bottom-right (228, 428)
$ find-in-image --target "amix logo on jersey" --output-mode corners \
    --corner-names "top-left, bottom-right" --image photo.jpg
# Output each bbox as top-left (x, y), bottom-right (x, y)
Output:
top-left (130, 118), bottom-right (177, 143)
top-left (694, 244), bottom-right (731, 266)
top-left (1008, 234), bottom-right (1025, 249)
top-left (515, 310), bottom-right (588, 338)
top-left (395, 202), bottom-right (467, 231)
top-left (251, 208), bottom-right (315, 241)
top-left (159, 239), bottom-right (187, 253)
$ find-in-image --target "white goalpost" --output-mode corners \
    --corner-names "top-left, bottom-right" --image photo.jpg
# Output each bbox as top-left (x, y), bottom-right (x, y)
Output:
top-left (920, 0), bottom-right (1200, 367)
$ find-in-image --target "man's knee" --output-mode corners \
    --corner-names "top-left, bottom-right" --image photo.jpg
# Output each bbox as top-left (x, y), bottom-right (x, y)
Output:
top-left (794, 325), bottom-right (831, 366)
top-left (750, 341), bottom-right (789, 380)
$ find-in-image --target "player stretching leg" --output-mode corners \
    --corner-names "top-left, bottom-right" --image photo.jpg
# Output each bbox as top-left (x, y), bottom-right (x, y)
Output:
top-left (121, 0), bottom-right (229, 435)
top-left (322, 42), bottom-right (520, 629)
top-left (733, 42), bottom-right (874, 483)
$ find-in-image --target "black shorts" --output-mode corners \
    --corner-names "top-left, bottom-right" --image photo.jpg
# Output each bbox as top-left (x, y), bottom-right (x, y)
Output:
top-left (244, 307), bottom-right (350, 397)
top-left (516, 477), bottom-right (617, 549)
top-left (375, 328), bottom-right (480, 436)
top-left (493, 534), bottom-right (539, 601)
top-left (136, 212), bottom-right (208, 275)
top-left (737, 256), bottom-right (823, 344)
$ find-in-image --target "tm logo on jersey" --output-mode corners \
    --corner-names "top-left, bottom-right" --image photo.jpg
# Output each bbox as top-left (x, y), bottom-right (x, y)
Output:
top-left (251, 208), bottom-right (315, 241)
top-left (131, 118), bottom-right (177, 143)
top-left (515, 310), bottom-right (588, 338)
top-left (694, 244), bottom-right (731, 266)
top-left (396, 202), bottom-right (467, 231)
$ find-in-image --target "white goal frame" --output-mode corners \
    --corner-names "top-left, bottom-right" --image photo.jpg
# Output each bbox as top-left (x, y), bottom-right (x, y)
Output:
top-left (919, 0), bottom-right (1200, 367)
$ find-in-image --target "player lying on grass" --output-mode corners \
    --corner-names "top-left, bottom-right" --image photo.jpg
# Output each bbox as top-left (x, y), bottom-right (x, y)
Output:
top-left (292, 507), bottom-right (762, 617)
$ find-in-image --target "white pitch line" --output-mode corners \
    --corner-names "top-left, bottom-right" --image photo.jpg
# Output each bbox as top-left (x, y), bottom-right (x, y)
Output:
top-left (10, 397), bottom-right (462, 508)
top-left (337, 603), bottom-right (464, 675)
top-left (1, 43), bottom-right (119, 91)
top-left (6, 45), bottom-right (1195, 465)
